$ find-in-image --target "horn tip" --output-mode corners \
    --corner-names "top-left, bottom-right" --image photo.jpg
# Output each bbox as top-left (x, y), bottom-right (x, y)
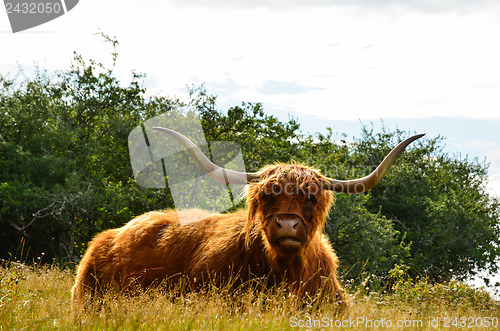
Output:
top-left (152, 127), bottom-right (176, 135)
top-left (152, 126), bottom-right (166, 131)
top-left (408, 133), bottom-right (425, 142)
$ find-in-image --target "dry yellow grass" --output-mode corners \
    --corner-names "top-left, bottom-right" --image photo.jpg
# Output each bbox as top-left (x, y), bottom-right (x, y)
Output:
top-left (1, 262), bottom-right (498, 330)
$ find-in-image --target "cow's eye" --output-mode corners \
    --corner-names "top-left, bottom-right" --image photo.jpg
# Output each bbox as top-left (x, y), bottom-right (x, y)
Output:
top-left (307, 195), bottom-right (317, 204)
top-left (303, 197), bottom-right (316, 214)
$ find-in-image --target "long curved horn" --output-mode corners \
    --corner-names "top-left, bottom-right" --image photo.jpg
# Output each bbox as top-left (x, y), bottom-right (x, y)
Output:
top-left (325, 133), bottom-right (425, 193)
top-left (152, 127), bottom-right (259, 185)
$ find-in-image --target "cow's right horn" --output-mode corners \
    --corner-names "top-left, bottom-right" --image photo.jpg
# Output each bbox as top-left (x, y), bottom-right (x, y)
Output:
top-left (152, 127), bottom-right (259, 185)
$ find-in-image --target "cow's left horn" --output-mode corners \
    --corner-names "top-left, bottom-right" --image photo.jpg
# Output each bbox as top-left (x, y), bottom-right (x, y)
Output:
top-left (152, 127), bottom-right (259, 185)
top-left (324, 133), bottom-right (425, 193)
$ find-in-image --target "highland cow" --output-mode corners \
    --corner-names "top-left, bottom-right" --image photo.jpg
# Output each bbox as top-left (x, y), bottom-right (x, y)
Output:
top-left (71, 128), bottom-right (423, 307)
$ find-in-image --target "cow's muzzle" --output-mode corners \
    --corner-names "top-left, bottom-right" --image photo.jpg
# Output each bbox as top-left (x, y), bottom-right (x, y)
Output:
top-left (272, 214), bottom-right (305, 250)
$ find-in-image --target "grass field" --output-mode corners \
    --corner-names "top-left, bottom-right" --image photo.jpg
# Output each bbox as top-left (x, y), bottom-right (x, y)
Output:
top-left (1, 261), bottom-right (498, 330)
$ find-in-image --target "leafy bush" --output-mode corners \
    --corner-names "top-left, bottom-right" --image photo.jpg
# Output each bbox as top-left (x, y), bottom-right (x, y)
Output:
top-left (388, 264), bottom-right (497, 312)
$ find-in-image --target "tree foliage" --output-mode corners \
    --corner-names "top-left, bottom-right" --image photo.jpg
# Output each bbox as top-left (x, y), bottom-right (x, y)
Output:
top-left (0, 44), bottom-right (498, 286)
top-left (359, 127), bottom-right (500, 282)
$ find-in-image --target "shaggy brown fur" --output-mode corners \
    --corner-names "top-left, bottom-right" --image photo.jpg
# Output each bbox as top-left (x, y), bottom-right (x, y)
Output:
top-left (71, 164), bottom-right (345, 307)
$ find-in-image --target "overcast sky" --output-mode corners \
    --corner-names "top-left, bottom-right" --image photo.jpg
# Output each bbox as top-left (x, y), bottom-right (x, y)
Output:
top-left (2, 1), bottom-right (499, 117)
top-left (1, 0), bottom-right (500, 194)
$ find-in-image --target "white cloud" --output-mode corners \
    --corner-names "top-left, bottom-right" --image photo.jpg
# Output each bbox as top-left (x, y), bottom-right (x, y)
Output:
top-left (460, 140), bottom-right (500, 166)
top-left (1, 0), bottom-right (500, 122)
top-left (166, 0), bottom-right (500, 14)
top-left (130, 4), bottom-right (500, 121)
top-left (457, 140), bottom-right (500, 197)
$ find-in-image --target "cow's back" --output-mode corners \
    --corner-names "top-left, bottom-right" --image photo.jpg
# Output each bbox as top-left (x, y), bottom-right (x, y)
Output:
top-left (71, 209), bottom-right (246, 305)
